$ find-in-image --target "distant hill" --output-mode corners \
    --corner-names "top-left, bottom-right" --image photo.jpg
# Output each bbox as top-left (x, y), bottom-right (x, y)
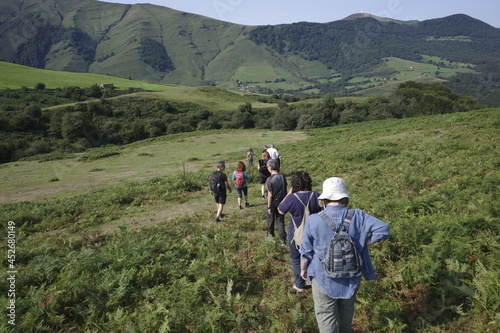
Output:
top-left (1, 0), bottom-right (499, 105)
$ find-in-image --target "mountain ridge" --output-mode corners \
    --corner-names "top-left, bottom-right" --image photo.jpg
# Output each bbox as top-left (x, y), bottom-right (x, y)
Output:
top-left (1, 0), bottom-right (499, 105)
top-left (341, 13), bottom-right (420, 25)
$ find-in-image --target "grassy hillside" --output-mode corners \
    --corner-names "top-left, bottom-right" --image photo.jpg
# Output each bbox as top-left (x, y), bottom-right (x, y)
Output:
top-left (0, 61), bottom-right (278, 111)
top-left (0, 61), bottom-right (180, 91)
top-left (3, 1), bottom-right (499, 105)
top-left (0, 108), bottom-right (498, 332)
top-left (353, 56), bottom-right (476, 96)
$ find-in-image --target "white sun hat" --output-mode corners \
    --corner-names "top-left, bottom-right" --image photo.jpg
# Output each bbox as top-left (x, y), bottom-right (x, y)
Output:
top-left (317, 177), bottom-right (350, 201)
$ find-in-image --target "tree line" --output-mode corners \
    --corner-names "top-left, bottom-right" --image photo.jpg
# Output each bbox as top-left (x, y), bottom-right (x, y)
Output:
top-left (0, 81), bottom-right (485, 163)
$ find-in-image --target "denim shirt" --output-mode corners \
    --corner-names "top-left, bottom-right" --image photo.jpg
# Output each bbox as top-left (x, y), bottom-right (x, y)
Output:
top-left (299, 205), bottom-right (390, 299)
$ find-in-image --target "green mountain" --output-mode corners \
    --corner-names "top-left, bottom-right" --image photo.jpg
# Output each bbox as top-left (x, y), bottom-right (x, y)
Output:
top-left (1, 0), bottom-right (500, 104)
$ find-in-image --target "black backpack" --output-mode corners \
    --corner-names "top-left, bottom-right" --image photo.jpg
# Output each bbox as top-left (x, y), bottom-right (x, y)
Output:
top-left (209, 171), bottom-right (222, 194)
top-left (319, 209), bottom-right (362, 279)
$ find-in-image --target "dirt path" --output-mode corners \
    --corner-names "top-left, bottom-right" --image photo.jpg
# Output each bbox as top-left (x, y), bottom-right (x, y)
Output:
top-left (0, 130), bottom-right (307, 204)
top-left (94, 189), bottom-right (268, 235)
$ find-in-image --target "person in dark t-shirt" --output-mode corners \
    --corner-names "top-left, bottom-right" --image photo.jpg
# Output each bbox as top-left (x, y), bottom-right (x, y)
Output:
top-left (265, 159), bottom-right (287, 244)
top-left (209, 161), bottom-right (232, 222)
top-left (257, 151), bottom-right (271, 199)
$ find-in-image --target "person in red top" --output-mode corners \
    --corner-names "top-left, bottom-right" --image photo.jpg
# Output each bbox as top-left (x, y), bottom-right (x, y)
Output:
top-left (232, 161), bottom-right (251, 209)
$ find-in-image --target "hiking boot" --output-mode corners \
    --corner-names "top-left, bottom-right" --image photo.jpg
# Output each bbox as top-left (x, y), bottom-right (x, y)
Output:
top-left (293, 284), bottom-right (305, 292)
top-left (215, 218), bottom-right (221, 223)
top-left (245, 203), bottom-right (250, 207)
top-left (238, 205), bottom-right (243, 210)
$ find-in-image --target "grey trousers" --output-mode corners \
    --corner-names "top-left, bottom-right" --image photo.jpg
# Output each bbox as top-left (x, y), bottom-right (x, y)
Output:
top-left (311, 279), bottom-right (357, 333)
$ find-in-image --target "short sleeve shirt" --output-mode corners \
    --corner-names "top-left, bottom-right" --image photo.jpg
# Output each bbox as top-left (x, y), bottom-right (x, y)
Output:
top-left (211, 171), bottom-right (228, 192)
top-left (278, 191), bottom-right (322, 234)
top-left (266, 173), bottom-right (287, 205)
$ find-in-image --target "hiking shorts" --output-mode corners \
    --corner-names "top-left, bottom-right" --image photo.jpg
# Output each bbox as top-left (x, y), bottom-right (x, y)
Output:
top-left (236, 187), bottom-right (248, 198)
top-left (214, 192), bottom-right (227, 204)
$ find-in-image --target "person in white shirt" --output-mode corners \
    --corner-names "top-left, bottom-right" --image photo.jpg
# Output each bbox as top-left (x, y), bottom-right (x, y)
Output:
top-left (266, 144), bottom-right (282, 168)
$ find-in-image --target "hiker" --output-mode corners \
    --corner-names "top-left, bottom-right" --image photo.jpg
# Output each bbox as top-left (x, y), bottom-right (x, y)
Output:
top-left (278, 171), bottom-right (322, 292)
top-left (209, 161), bottom-right (232, 222)
top-left (232, 161), bottom-right (251, 209)
top-left (257, 150), bottom-right (271, 199)
top-left (299, 177), bottom-right (390, 333)
top-left (266, 144), bottom-right (282, 169)
top-left (247, 148), bottom-right (254, 167)
top-left (265, 159), bottom-right (288, 245)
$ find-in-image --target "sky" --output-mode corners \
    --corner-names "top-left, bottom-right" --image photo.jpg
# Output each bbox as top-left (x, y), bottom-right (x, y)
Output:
top-left (99, 0), bottom-right (500, 28)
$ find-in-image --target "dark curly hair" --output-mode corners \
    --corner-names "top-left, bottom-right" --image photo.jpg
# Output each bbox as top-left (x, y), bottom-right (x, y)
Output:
top-left (291, 171), bottom-right (312, 192)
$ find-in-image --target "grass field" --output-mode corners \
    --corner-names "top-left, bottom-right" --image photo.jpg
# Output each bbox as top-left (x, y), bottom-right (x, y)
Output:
top-left (354, 56), bottom-right (477, 96)
top-left (0, 108), bottom-right (498, 332)
top-left (144, 86), bottom-right (274, 111)
top-left (0, 61), bottom-right (282, 112)
top-left (0, 130), bottom-right (307, 204)
top-left (0, 61), bottom-right (180, 91)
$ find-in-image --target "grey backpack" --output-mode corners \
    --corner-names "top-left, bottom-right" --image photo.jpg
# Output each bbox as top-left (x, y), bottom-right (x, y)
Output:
top-left (319, 210), bottom-right (362, 279)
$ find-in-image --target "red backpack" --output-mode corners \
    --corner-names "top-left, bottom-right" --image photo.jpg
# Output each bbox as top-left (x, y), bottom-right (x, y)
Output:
top-left (234, 171), bottom-right (246, 187)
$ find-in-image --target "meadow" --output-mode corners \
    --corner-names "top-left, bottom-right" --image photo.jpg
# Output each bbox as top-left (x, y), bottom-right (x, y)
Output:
top-left (0, 62), bottom-right (179, 91)
top-left (0, 107), bottom-right (498, 332)
top-left (353, 57), bottom-right (476, 96)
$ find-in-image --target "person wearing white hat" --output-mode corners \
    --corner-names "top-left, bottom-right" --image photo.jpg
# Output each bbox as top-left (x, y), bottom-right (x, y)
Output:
top-left (299, 177), bottom-right (390, 333)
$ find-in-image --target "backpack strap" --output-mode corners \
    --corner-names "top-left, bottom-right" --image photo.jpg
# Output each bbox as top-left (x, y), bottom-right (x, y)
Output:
top-left (319, 209), bottom-right (354, 232)
top-left (342, 209), bottom-right (354, 232)
top-left (318, 211), bottom-right (337, 231)
top-left (293, 192), bottom-right (314, 208)
top-left (291, 192), bottom-right (314, 230)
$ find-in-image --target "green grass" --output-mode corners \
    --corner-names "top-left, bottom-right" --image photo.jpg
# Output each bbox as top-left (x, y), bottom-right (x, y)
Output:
top-left (0, 129), bottom-right (306, 204)
top-left (0, 61), bottom-right (181, 91)
top-left (0, 61), bottom-right (278, 112)
top-left (354, 56), bottom-right (477, 96)
top-left (0, 62), bottom-right (282, 111)
top-left (143, 86), bottom-right (274, 111)
top-left (234, 65), bottom-right (279, 82)
top-left (0, 91), bottom-right (498, 331)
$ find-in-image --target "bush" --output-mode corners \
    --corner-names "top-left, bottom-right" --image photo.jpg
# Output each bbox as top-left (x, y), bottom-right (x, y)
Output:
top-left (34, 82), bottom-right (46, 90)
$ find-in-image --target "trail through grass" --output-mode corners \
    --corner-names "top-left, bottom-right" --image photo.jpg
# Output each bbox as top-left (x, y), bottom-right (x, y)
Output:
top-left (0, 130), bottom-right (307, 204)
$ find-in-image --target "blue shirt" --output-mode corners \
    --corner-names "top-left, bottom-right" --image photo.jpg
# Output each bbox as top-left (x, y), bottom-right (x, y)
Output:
top-left (299, 205), bottom-right (390, 299)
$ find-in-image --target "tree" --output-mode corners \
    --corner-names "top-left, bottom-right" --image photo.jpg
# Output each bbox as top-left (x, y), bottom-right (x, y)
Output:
top-left (61, 112), bottom-right (93, 143)
top-left (9, 113), bottom-right (37, 131)
top-left (272, 107), bottom-right (298, 130)
top-left (322, 93), bottom-right (336, 110)
top-left (87, 84), bottom-right (103, 98)
top-left (231, 103), bottom-right (255, 129)
top-left (35, 82), bottom-right (46, 90)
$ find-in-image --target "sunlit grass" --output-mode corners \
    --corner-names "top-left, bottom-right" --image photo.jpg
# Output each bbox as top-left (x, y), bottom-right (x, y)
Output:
top-left (0, 108), bottom-right (498, 332)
